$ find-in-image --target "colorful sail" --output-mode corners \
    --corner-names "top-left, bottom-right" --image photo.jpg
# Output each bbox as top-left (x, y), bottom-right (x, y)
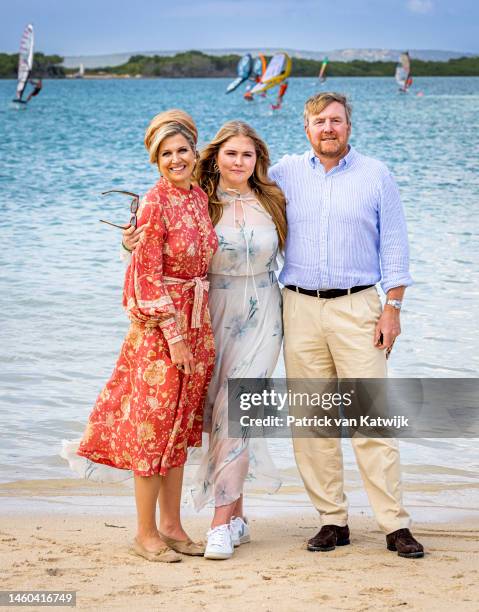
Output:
top-left (243, 54), bottom-right (267, 100)
top-left (250, 54), bottom-right (267, 81)
top-left (395, 52), bottom-right (412, 92)
top-left (226, 53), bottom-right (253, 94)
top-left (250, 52), bottom-right (292, 95)
top-left (319, 57), bottom-right (329, 82)
top-left (15, 24), bottom-right (34, 102)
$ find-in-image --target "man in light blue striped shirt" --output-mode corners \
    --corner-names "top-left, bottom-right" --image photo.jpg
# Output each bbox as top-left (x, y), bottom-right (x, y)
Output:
top-left (271, 92), bottom-right (424, 558)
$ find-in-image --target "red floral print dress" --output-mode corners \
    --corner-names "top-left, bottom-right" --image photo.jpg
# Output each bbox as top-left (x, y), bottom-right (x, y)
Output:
top-left (77, 177), bottom-right (218, 477)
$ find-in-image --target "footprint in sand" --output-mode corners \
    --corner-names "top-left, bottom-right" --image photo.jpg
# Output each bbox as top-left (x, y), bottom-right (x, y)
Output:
top-left (359, 587), bottom-right (394, 595)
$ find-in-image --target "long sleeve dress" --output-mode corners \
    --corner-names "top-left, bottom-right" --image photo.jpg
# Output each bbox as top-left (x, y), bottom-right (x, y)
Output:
top-left (76, 177), bottom-right (218, 477)
top-left (190, 190), bottom-right (283, 509)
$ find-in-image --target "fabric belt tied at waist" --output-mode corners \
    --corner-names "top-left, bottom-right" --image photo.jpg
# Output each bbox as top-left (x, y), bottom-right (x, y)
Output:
top-left (285, 284), bottom-right (374, 299)
top-left (164, 275), bottom-right (210, 328)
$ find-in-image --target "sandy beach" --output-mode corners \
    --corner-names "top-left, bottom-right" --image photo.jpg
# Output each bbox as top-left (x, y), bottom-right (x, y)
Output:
top-left (1, 486), bottom-right (478, 611)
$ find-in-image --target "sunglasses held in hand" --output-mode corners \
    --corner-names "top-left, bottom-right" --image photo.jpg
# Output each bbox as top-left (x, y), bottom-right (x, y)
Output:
top-left (99, 190), bottom-right (140, 230)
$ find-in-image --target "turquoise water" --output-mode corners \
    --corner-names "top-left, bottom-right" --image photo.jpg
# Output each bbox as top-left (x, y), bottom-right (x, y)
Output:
top-left (0, 77), bottom-right (478, 512)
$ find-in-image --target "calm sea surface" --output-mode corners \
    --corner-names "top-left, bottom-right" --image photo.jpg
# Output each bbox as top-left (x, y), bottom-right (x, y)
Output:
top-left (0, 77), bottom-right (478, 514)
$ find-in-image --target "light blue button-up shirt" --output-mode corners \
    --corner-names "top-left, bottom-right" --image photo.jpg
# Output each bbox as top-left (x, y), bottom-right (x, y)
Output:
top-left (269, 146), bottom-right (413, 294)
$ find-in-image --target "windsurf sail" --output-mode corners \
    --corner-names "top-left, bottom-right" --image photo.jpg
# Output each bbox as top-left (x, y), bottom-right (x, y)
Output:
top-left (15, 24), bottom-right (34, 102)
top-left (74, 63), bottom-right (85, 78)
top-left (250, 54), bottom-right (267, 81)
top-left (395, 52), bottom-right (412, 92)
top-left (226, 53), bottom-right (253, 94)
top-left (319, 57), bottom-right (328, 82)
top-left (250, 52), bottom-right (292, 95)
top-left (243, 54), bottom-right (267, 100)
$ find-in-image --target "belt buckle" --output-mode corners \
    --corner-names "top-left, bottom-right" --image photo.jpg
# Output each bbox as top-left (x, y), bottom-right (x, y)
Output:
top-left (316, 289), bottom-right (322, 299)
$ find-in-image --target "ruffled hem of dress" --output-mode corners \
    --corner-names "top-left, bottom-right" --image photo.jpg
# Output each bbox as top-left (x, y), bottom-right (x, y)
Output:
top-left (188, 473), bottom-right (283, 512)
top-left (61, 438), bottom-right (202, 482)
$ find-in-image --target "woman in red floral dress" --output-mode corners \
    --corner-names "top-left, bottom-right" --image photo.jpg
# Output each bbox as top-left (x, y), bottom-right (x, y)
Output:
top-left (77, 110), bottom-right (218, 562)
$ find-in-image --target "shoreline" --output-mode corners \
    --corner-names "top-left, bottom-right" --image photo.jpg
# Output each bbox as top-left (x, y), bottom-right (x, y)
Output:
top-left (1, 477), bottom-right (478, 525)
top-left (2, 75), bottom-right (479, 81)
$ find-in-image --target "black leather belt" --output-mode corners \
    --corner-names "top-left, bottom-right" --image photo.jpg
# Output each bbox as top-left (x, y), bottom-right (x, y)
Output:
top-left (285, 284), bottom-right (374, 299)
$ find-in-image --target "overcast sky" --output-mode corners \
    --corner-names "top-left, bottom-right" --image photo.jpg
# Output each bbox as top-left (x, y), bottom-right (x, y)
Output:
top-left (1, 0), bottom-right (478, 56)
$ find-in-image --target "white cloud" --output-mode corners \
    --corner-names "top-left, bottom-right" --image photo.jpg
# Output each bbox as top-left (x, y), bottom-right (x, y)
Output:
top-left (407, 0), bottom-right (434, 13)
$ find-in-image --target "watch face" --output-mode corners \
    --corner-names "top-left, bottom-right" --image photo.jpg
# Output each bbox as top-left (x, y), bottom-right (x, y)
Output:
top-left (388, 300), bottom-right (402, 309)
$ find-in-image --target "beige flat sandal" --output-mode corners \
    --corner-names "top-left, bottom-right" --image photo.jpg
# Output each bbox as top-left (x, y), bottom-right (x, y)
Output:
top-left (159, 532), bottom-right (205, 556)
top-left (129, 538), bottom-right (182, 563)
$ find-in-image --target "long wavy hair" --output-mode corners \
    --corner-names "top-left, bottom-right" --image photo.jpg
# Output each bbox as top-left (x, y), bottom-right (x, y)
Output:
top-left (196, 121), bottom-right (287, 250)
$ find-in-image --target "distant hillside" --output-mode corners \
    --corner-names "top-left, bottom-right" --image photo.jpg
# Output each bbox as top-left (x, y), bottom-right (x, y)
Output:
top-left (89, 51), bottom-right (479, 78)
top-left (0, 53), bottom-right (64, 78)
top-left (2, 50), bottom-right (479, 79)
top-left (62, 48), bottom-right (476, 69)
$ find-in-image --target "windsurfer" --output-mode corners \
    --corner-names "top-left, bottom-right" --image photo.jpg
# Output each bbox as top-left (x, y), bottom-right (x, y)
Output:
top-left (271, 81), bottom-right (288, 110)
top-left (26, 78), bottom-right (42, 103)
top-left (319, 57), bottom-right (329, 82)
top-left (395, 52), bottom-right (412, 93)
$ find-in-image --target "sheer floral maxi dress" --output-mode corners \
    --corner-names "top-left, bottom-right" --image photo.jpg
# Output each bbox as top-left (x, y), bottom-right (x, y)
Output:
top-left (76, 178), bottom-right (218, 477)
top-left (191, 191), bottom-right (283, 509)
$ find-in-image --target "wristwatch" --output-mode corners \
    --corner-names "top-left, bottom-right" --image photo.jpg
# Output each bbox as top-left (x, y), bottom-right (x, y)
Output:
top-left (386, 299), bottom-right (402, 310)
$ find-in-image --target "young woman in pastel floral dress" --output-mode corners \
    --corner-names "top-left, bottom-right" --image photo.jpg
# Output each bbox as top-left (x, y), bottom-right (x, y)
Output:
top-left (194, 121), bottom-right (286, 559)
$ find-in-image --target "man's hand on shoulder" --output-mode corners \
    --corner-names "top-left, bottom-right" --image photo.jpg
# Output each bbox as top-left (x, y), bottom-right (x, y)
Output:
top-left (123, 224), bottom-right (145, 252)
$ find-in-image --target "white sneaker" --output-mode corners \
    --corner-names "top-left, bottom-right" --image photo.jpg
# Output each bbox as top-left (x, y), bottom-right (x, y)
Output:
top-left (230, 516), bottom-right (251, 547)
top-left (204, 524), bottom-right (234, 560)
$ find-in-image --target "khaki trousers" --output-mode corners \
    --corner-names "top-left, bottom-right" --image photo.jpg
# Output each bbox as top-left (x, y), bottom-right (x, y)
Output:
top-left (283, 286), bottom-right (411, 534)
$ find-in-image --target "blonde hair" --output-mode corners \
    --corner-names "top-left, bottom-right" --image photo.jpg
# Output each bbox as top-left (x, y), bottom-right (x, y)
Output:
top-left (144, 109), bottom-right (198, 164)
top-left (196, 121), bottom-right (287, 250)
top-left (303, 92), bottom-right (352, 126)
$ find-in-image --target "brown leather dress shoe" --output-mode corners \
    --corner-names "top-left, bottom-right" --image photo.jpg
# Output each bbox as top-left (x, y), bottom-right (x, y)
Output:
top-left (386, 528), bottom-right (424, 558)
top-left (307, 524), bottom-right (350, 552)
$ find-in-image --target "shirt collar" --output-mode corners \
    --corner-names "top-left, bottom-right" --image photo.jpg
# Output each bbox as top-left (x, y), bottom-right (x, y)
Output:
top-left (308, 145), bottom-right (355, 170)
